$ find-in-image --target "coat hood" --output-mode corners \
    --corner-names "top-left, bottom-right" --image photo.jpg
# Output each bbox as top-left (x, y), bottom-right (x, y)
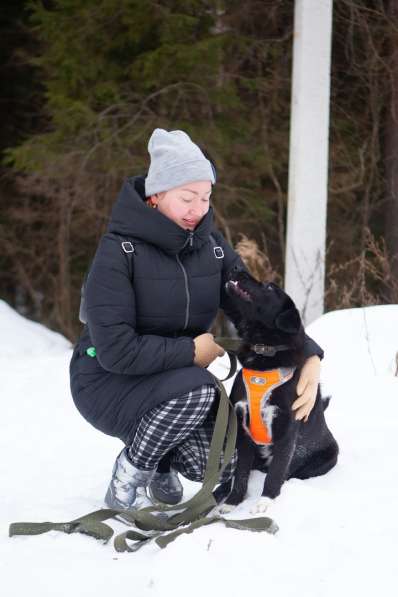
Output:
top-left (107, 175), bottom-right (215, 255)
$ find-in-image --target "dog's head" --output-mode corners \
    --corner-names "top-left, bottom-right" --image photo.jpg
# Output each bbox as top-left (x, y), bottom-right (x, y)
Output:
top-left (225, 267), bottom-right (303, 347)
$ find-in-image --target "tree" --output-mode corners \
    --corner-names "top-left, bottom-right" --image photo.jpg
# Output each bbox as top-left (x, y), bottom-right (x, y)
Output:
top-left (2, 0), bottom-right (293, 339)
top-left (384, 0), bottom-right (398, 296)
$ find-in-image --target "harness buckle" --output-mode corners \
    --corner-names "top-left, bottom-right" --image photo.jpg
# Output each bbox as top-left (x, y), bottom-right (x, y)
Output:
top-left (121, 241), bottom-right (134, 253)
top-left (253, 344), bottom-right (276, 356)
top-left (214, 246), bottom-right (224, 259)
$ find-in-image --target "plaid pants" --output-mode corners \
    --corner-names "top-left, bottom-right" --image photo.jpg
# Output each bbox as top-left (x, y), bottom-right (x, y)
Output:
top-left (128, 384), bottom-right (237, 484)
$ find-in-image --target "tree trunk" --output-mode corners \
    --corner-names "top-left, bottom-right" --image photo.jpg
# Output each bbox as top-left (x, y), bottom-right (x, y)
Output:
top-left (384, 0), bottom-right (398, 295)
top-left (55, 192), bottom-right (73, 339)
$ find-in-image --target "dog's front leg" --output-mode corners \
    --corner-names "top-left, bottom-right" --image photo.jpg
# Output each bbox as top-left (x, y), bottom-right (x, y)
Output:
top-left (217, 428), bottom-right (256, 514)
top-left (252, 424), bottom-right (300, 514)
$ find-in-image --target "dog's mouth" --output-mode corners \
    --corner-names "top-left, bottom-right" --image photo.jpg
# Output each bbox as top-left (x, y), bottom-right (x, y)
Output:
top-left (226, 280), bottom-right (252, 302)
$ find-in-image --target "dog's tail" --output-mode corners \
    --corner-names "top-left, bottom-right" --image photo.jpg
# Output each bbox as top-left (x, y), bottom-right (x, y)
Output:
top-left (321, 395), bottom-right (332, 411)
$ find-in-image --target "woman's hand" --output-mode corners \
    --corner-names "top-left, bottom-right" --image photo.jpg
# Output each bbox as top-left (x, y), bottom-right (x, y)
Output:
top-left (292, 355), bottom-right (321, 422)
top-left (193, 333), bottom-right (225, 368)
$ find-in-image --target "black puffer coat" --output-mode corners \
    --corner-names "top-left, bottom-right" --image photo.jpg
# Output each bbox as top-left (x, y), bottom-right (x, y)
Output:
top-left (69, 175), bottom-right (323, 445)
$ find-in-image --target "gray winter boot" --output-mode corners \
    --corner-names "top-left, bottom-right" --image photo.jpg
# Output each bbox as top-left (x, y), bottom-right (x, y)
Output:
top-left (104, 447), bottom-right (156, 511)
top-left (148, 469), bottom-right (183, 505)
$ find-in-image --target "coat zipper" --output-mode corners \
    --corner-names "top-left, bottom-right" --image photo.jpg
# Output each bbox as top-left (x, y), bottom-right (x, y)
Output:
top-left (176, 231), bottom-right (194, 330)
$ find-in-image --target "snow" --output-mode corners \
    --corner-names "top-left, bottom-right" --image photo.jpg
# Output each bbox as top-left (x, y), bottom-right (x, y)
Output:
top-left (1, 298), bottom-right (398, 597)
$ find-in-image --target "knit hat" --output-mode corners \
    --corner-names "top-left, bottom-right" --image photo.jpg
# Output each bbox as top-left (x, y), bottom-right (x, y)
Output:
top-left (144, 128), bottom-right (216, 197)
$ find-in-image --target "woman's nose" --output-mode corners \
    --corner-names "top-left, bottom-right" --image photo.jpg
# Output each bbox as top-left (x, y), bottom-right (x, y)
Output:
top-left (188, 205), bottom-right (205, 217)
top-left (191, 198), bottom-right (209, 214)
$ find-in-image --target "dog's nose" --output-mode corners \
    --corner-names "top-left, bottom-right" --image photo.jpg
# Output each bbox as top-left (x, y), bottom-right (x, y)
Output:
top-left (229, 264), bottom-right (245, 278)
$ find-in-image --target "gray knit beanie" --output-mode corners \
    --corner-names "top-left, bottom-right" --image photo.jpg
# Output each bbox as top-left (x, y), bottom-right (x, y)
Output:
top-left (144, 128), bottom-right (216, 197)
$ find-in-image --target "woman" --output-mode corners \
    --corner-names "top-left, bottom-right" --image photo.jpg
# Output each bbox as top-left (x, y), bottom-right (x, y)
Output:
top-left (69, 128), bottom-right (323, 511)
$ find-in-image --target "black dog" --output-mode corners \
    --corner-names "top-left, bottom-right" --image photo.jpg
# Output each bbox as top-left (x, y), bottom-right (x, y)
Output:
top-left (216, 269), bottom-right (339, 514)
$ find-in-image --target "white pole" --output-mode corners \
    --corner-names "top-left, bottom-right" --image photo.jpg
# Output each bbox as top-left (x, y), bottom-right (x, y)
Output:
top-left (285, 0), bottom-right (333, 326)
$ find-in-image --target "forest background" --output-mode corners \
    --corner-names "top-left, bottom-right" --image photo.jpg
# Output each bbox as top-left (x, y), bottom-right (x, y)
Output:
top-left (1, 0), bottom-right (398, 343)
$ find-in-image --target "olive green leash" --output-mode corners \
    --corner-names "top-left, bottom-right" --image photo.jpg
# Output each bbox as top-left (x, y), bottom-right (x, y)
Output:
top-left (9, 371), bottom-right (278, 552)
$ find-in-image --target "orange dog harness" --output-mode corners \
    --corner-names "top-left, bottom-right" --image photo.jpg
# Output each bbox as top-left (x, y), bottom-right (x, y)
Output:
top-left (241, 367), bottom-right (296, 444)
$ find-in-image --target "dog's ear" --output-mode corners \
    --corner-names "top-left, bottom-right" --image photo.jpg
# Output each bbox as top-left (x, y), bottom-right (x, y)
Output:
top-left (275, 307), bottom-right (301, 333)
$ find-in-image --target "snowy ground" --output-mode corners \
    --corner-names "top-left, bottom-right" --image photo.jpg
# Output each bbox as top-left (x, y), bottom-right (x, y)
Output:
top-left (1, 299), bottom-right (398, 597)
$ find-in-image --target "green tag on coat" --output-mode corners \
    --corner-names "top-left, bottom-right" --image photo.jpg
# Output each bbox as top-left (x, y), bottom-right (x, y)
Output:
top-left (86, 346), bottom-right (96, 358)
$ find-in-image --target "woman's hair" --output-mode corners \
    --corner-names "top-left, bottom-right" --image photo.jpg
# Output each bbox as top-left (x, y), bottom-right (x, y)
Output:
top-left (198, 146), bottom-right (217, 183)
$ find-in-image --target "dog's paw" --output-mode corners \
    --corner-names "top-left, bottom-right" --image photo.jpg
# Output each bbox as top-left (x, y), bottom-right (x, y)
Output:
top-left (215, 503), bottom-right (236, 515)
top-left (250, 496), bottom-right (273, 514)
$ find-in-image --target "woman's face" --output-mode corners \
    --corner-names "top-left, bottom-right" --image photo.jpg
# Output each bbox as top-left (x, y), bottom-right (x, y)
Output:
top-left (151, 180), bottom-right (212, 230)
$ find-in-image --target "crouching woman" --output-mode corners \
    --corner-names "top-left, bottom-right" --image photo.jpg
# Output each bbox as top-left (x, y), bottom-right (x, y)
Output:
top-left (69, 128), bottom-right (324, 511)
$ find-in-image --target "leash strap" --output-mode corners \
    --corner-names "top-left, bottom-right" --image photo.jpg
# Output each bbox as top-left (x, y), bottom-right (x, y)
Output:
top-left (9, 376), bottom-right (278, 551)
top-left (217, 350), bottom-right (238, 381)
top-left (214, 336), bottom-right (241, 382)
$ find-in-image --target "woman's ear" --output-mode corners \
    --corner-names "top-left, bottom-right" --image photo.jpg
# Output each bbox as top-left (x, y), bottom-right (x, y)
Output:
top-left (149, 192), bottom-right (163, 208)
top-left (275, 307), bottom-right (301, 334)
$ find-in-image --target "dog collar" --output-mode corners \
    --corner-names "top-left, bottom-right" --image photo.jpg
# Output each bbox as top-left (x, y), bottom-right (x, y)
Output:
top-left (250, 344), bottom-right (291, 356)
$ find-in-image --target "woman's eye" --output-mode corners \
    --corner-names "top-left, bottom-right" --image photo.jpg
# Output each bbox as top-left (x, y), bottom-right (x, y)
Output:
top-left (180, 195), bottom-right (210, 203)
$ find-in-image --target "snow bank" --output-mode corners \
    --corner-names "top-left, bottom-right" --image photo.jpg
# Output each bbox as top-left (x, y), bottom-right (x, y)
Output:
top-left (1, 301), bottom-right (398, 597)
